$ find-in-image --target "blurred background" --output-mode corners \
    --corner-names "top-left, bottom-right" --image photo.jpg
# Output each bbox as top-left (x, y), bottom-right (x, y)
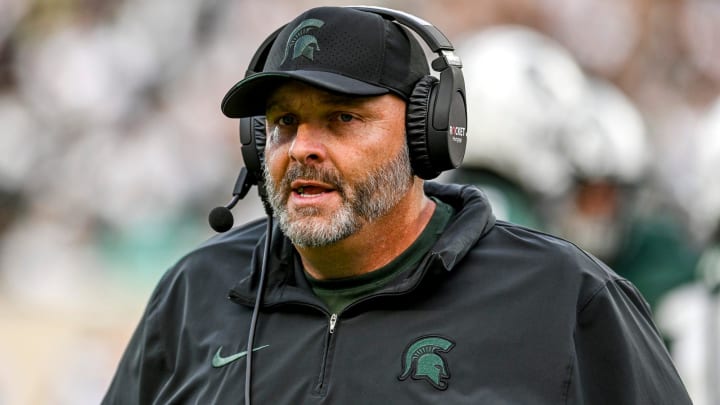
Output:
top-left (0, 0), bottom-right (718, 403)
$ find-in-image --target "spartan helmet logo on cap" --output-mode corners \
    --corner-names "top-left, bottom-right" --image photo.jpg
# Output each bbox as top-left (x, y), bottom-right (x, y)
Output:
top-left (398, 335), bottom-right (455, 390)
top-left (281, 18), bottom-right (325, 64)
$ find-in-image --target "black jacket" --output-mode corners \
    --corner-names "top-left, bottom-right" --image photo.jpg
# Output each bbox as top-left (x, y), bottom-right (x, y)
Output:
top-left (103, 182), bottom-right (692, 404)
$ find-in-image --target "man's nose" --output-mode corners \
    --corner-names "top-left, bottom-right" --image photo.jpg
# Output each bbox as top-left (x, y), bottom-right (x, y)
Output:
top-left (288, 123), bottom-right (326, 165)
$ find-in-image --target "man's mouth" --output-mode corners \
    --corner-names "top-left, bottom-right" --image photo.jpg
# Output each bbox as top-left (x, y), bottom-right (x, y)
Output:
top-left (296, 186), bottom-right (324, 196)
top-left (291, 181), bottom-right (336, 197)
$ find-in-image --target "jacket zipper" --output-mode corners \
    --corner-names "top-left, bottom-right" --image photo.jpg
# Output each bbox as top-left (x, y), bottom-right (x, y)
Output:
top-left (314, 312), bottom-right (338, 396)
top-left (312, 254), bottom-right (437, 395)
top-left (232, 252), bottom-right (438, 398)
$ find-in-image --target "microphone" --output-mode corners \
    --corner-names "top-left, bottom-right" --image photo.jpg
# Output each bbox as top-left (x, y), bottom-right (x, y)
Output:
top-left (208, 167), bottom-right (254, 232)
top-left (208, 203), bottom-right (237, 233)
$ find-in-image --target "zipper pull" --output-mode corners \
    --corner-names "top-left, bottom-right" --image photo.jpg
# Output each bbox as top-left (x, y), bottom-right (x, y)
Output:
top-left (329, 313), bottom-right (338, 334)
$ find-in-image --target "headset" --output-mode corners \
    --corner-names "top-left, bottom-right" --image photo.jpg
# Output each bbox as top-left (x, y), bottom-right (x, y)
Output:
top-left (208, 6), bottom-right (466, 404)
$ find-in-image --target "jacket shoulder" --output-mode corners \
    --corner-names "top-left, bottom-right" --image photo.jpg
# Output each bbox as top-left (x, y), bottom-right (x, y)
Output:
top-left (474, 220), bottom-right (631, 308)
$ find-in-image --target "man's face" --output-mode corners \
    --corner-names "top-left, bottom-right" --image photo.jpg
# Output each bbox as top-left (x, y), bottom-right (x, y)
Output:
top-left (262, 81), bottom-right (413, 248)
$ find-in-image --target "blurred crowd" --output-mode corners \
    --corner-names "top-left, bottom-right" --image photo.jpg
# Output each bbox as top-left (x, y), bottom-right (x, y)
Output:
top-left (0, 0), bottom-right (718, 404)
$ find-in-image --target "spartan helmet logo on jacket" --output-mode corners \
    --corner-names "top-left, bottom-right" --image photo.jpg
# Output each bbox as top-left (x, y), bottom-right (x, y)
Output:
top-left (398, 336), bottom-right (455, 390)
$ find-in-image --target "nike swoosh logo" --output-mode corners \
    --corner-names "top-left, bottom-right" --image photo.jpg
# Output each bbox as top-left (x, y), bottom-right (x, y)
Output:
top-left (212, 345), bottom-right (270, 368)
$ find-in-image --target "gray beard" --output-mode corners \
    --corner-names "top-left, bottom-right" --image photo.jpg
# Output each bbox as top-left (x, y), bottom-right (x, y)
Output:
top-left (263, 143), bottom-right (413, 248)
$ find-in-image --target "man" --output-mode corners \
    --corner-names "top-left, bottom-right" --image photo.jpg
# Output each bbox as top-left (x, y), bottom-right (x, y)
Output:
top-left (103, 6), bottom-right (692, 404)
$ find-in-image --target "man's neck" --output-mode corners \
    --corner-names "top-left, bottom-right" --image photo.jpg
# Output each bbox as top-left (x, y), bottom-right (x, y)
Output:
top-left (296, 181), bottom-right (436, 280)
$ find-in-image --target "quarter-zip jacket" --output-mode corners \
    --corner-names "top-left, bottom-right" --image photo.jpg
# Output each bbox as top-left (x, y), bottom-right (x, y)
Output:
top-left (103, 182), bottom-right (692, 404)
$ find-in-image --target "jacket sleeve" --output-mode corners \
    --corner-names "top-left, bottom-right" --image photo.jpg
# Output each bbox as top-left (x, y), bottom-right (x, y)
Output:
top-left (101, 282), bottom-right (172, 405)
top-left (572, 278), bottom-right (693, 404)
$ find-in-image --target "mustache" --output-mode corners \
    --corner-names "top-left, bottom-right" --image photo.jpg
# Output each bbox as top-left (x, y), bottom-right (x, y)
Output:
top-left (279, 165), bottom-right (346, 195)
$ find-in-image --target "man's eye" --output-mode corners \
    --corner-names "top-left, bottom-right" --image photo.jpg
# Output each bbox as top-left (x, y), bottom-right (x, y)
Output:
top-left (338, 113), bottom-right (354, 122)
top-left (279, 115), bottom-right (296, 126)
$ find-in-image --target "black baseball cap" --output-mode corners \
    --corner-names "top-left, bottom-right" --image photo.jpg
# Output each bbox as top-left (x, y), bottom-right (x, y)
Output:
top-left (221, 6), bottom-right (430, 118)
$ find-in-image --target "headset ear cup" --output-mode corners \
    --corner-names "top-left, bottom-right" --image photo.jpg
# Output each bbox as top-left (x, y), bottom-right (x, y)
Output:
top-left (239, 116), bottom-right (268, 184)
top-left (239, 115), bottom-right (274, 215)
top-left (251, 116), bottom-right (274, 215)
top-left (251, 116), bottom-right (267, 170)
top-left (406, 75), bottom-right (440, 180)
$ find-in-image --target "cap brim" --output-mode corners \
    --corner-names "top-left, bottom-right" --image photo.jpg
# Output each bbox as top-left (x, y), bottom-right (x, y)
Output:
top-left (221, 70), bottom-right (391, 118)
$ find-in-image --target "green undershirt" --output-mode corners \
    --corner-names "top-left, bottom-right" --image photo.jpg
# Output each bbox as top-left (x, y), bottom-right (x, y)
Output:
top-left (304, 198), bottom-right (454, 314)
